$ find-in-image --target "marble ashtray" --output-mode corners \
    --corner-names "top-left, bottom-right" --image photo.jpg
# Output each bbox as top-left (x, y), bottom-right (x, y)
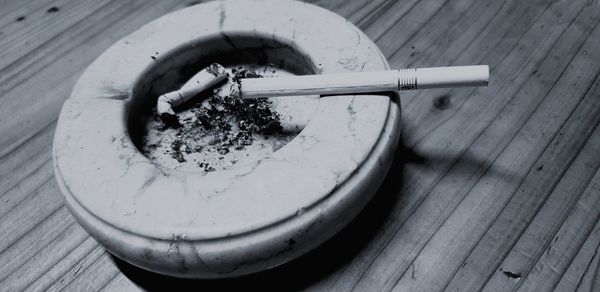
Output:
top-left (53, 0), bottom-right (401, 278)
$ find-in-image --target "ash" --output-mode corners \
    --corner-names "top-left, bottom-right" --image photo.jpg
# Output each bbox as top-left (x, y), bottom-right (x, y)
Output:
top-left (142, 65), bottom-right (294, 172)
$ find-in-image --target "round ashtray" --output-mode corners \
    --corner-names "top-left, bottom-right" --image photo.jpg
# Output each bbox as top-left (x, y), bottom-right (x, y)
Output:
top-left (53, 0), bottom-right (400, 278)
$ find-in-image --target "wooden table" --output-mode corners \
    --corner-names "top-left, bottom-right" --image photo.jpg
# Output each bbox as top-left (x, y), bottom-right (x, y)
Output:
top-left (1, 0), bottom-right (599, 291)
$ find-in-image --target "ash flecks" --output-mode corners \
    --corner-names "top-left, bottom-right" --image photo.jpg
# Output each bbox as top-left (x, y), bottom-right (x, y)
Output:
top-left (170, 140), bottom-right (186, 162)
top-left (142, 65), bottom-right (295, 172)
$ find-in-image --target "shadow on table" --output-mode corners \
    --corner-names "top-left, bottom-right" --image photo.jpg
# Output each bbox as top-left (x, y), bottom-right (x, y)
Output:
top-left (112, 134), bottom-right (425, 291)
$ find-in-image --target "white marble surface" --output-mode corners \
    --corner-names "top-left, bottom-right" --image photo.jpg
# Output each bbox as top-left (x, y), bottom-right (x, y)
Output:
top-left (53, 0), bottom-right (401, 278)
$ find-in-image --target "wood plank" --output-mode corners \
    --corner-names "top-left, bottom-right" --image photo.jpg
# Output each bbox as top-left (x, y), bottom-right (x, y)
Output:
top-left (401, 0), bottom-right (562, 145)
top-left (444, 72), bottom-right (600, 291)
top-left (441, 13), bottom-right (600, 292)
top-left (389, 0), bottom-right (505, 68)
top-left (388, 19), bottom-right (600, 292)
top-left (0, 160), bottom-right (54, 219)
top-left (0, 207), bottom-right (73, 283)
top-left (0, 0), bottom-right (110, 71)
top-left (0, 0), bottom-right (54, 22)
top-left (346, 0), bottom-right (394, 27)
top-left (371, 0), bottom-right (452, 58)
top-left (392, 0), bottom-right (546, 106)
top-left (512, 169), bottom-right (600, 291)
top-left (383, 0), bottom-right (512, 114)
top-left (34, 241), bottom-right (104, 291)
top-left (0, 178), bottom-right (64, 254)
top-left (0, 0), bottom-right (158, 158)
top-left (0, 216), bottom-right (82, 290)
top-left (361, 0), bottom-right (423, 43)
top-left (392, 0), bottom-right (596, 258)
top-left (311, 0), bottom-right (596, 290)
top-left (554, 220), bottom-right (600, 292)
top-left (0, 122), bottom-right (54, 198)
top-left (59, 252), bottom-right (121, 292)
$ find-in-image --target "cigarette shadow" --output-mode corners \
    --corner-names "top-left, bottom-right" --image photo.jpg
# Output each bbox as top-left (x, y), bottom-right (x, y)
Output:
top-left (111, 134), bottom-right (424, 291)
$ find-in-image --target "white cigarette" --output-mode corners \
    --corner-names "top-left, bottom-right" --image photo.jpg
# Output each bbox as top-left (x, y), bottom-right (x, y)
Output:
top-left (155, 64), bottom-right (489, 121)
top-left (240, 65), bottom-right (489, 98)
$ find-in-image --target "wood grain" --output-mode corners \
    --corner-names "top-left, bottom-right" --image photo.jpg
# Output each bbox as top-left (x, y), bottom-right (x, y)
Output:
top-left (1, 0), bottom-right (599, 291)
